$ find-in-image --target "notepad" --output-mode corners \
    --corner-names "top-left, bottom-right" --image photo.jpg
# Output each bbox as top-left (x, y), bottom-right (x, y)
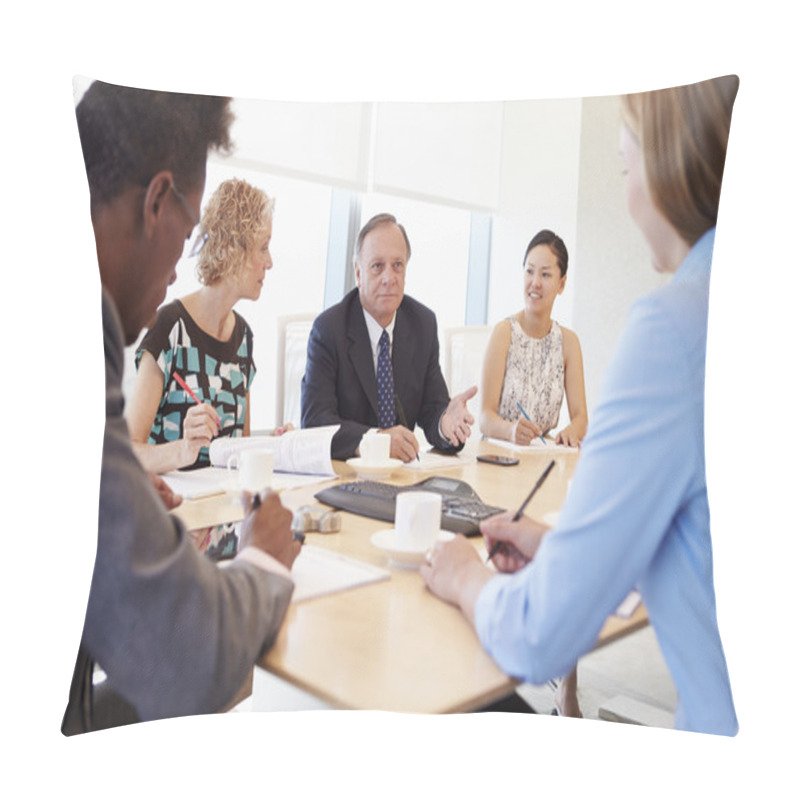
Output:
top-left (402, 450), bottom-right (477, 471)
top-left (290, 545), bottom-right (391, 603)
top-left (482, 436), bottom-right (579, 453)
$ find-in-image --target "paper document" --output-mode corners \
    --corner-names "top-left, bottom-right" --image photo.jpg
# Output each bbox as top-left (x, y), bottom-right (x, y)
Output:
top-left (483, 436), bottom-right (578, 453)
top-left (290, 545), bottom-right (390, 603)
top-left (208, 426), bottom-right (339, 476)
top-left (402, 450), bottom-right (477, 471)
top-left (615, 590), bottom-right (642, 618)
top-left (162, 467), bottom-right (331, 500)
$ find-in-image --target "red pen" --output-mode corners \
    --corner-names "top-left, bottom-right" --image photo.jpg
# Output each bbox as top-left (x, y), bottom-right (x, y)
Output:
top-left (172, 371), bottom-right (221, 430)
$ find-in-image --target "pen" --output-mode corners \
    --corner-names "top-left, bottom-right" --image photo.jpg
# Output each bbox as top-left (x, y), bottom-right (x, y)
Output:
top-left (173, 371), bottom-right (221, 430)
top-left (486, 459), bottom-right (556, 562)
top-left (250, 493), bottom-right (304, 544)
top-left (516, 401), bottom-right (546, 444)
top-left (394, 393), bottom-right (420, 462)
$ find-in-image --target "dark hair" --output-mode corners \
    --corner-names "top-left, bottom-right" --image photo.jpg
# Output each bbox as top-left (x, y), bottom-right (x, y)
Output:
top-left (523, 229), bottom-right (569, 277)
top-left (76, 80), bottom-right (234, 211)
top-left (621, 75), bottom-right (738, 246)
top-left (354, 213), bottom-right (411, 263)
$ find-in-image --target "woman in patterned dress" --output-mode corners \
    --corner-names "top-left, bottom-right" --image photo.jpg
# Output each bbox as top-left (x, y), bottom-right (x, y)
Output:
top-left (479, 229), bottom-right (587, 448)
top-left (127, 177), bottom-right (286, 479)
top-left (478, 229), bottom-right (587, 716)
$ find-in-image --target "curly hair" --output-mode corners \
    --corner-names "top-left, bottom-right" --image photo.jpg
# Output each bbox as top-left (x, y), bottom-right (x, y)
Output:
top-left (195, 178), bottom-right (275, 285)
top-left (76, 80), bottom-right (233, 212)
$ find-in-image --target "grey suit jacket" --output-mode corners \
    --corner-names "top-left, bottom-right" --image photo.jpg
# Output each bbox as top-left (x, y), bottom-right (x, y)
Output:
top-left (62, 290), bottom-right (294, 733)
top-left (301, 289), bottom-right (460, 460)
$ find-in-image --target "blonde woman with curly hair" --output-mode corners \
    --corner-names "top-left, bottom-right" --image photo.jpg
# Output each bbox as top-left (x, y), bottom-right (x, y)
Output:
top-left (128, 178), bottom-right (288, 486)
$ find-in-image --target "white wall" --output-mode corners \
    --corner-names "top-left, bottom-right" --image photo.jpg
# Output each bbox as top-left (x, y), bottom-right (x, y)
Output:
top-left (573, 95), bottom-right (669, 413)
top-left (487, 98), bottom-right (583, 332)
top-left (120, 93), bottom-right (650, 431)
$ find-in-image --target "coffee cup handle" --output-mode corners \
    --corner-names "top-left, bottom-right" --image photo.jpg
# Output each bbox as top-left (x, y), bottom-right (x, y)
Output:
top-left (227, 454), bottom-right (239, 475)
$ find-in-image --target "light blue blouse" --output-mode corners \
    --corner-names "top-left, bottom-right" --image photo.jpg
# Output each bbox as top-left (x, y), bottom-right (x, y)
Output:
top-left (474, 228), bottom-right (738, 735)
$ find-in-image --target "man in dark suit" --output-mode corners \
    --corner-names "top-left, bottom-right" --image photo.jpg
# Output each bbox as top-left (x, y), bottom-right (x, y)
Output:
top-left (62, 81), bottom-right (300, 734)
top-left (301, 213), bottom-right (477, 461)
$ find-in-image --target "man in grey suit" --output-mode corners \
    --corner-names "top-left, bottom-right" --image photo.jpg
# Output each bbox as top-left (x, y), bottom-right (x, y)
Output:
top-left (301, 213), bottom-right (477, 462)
top-left (62, 81), bottom-right (300, 734)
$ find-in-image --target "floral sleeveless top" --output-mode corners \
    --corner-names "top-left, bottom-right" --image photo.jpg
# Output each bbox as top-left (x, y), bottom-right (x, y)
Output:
top-left (497, 316), bottom-right (564, 434)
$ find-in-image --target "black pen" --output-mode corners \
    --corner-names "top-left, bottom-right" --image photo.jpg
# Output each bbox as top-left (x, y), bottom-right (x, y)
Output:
top-left (486, 459), bottom-right (556, 562)
top-left (394, 393), bottom-right (420, 461)
top-left (252, 492), bottom-right (304, 544)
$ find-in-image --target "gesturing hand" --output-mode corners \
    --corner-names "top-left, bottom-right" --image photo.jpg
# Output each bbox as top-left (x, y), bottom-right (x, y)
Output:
top-left (440, 385), bottom-right (478, 446)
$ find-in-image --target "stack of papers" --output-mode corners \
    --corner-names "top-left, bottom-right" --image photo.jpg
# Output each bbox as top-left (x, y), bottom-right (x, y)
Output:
top-left (162, 468), bottom-right (329, 500)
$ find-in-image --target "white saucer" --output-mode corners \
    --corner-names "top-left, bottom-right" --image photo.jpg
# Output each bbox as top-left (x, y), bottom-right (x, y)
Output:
top-left (346, 457), bottom-right (403, 479)
top-left (370, 528), bottom-right (455, 568)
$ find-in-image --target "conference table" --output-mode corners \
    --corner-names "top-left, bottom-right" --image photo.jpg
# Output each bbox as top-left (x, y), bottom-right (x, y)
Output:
top-left (173, 438), bottom-right (648, 714)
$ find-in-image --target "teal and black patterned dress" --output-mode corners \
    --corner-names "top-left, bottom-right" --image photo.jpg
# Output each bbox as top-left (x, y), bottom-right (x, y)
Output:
top-left (136, 299), bottom-right (257, 559)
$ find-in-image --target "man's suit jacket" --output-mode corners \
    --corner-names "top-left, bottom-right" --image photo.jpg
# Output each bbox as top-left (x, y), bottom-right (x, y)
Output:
top-left (62, 290), bottom-right (294, 733)
top-left (301, 289), bottom-right (460, 460)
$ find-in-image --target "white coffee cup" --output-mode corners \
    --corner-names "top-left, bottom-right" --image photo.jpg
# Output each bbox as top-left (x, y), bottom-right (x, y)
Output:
top-left (227, 449), bottom-right (274, 492)
top-left (360, 431), bottom-right (391, 464)
top-left (394, 491), bottom-right (442, 550)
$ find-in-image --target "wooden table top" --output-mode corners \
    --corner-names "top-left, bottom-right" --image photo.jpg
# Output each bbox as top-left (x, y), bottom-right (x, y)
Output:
top-left (174, 438), bottom-right (648, 713)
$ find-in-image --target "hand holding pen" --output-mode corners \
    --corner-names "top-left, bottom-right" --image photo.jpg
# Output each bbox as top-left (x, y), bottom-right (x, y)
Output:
top-left (485, 459), bottom-right (555, 565)
top-left (173, 371), bottom-right (222, 432)
top-left (514, 402), bottom-right (546, 445)
top-left (240, 490), bottom-right (302, 570)
top-left (393, 393), bottom-right (420, 462)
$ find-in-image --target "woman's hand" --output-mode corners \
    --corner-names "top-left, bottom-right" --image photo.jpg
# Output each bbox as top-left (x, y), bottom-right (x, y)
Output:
top-left (179, 403), bottom-right (220, 466)
top-left (480, 511), bottom-right (550, 572)
top-left (510, 417), bottom-right (542, 445)
top-left (555, 423), bottom-right (582, 447)
top-left (272, 422), bottom-right (294, 436)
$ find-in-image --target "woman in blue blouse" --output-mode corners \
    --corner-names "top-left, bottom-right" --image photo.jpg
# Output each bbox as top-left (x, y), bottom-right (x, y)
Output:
top-left (421, 75), bottom-right (739, 736)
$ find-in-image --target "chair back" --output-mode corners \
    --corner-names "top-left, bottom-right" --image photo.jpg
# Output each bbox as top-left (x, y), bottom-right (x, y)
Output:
top-left (276, 314), bottom-right (316, 429)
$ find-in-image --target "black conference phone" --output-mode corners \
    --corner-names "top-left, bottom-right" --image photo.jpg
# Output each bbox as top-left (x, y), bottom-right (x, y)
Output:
top-left (314, 475), bottom-right (505, 537)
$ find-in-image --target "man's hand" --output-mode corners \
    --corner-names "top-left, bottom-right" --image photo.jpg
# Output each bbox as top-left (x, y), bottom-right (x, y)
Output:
top-left (148, 473), bottom-right (182, 511)
top-left (440, 385), bottom-right (478, 446)
top-left (480, 511), bottom-right (550, 573)
top-left (238, 490), bottom-right (300, 570)
top-left (380, 425), bottom-right (420, 462)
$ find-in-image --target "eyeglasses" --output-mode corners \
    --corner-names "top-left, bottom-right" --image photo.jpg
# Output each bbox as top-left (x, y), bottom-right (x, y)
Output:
top-left (170, 182), bottom-right (200, 227)
top-left (170, 182), bottom-right (207, 257)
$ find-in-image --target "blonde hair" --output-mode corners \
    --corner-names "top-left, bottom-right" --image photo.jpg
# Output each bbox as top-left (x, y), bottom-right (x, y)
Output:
top-left (621, 75), bottom-right (738, 246)
top-left (196, 178), bottom-right (275, 285)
